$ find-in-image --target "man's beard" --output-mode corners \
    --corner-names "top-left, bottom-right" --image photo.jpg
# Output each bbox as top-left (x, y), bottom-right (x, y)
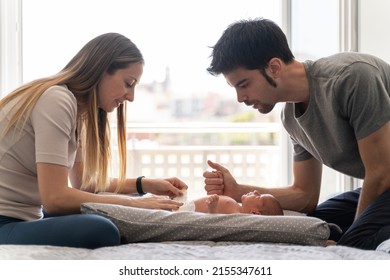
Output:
top-left (257, 104), bottom-right (274, 114)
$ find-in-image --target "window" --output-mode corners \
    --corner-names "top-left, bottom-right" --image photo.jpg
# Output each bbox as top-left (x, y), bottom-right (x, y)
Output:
top-left (291, 0), bottom-right (350, 201)
top-left (4, 0), bottom-right (348, 201)
top-left (21, 0), bottom-right (285, 198)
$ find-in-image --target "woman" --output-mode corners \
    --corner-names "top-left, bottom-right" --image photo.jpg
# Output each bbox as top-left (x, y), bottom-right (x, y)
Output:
top-left (0, 33), bottom-right (186, 248)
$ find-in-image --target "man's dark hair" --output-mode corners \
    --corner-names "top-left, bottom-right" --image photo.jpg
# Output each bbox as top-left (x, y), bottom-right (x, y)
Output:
top-left (207, 18), bottom-right (294, 76)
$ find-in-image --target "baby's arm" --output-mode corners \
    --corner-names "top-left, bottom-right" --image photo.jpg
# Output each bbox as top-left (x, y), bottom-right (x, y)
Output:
top-left (207, 195), bottom-right (242, 214)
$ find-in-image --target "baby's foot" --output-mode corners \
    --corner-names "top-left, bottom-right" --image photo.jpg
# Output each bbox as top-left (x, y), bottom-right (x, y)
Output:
top-left (206, 194), bottom-right (219, 213)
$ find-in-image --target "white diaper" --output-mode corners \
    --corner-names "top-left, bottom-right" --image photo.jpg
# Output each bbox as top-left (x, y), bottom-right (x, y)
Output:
top-left (173, 188), bottom-right (188, 203)
top-left (173, 188), bottom-right (196, 212)
top-left (175, 200), bottom-right (195, 212)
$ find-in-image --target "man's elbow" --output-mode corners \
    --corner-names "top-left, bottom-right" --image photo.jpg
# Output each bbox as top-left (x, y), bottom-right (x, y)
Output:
top-left (301, 200), bottom-right (318, 214)
top-left (290, 194), bottom-right (317, 213)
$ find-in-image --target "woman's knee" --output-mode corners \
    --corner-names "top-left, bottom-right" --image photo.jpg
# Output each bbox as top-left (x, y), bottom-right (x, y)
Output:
top-left (71, 214), bottom-right (121, 249)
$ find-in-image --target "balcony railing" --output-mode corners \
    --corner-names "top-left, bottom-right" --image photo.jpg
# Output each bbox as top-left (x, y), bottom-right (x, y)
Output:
top-left (111, 122), bottom-right (283, 199)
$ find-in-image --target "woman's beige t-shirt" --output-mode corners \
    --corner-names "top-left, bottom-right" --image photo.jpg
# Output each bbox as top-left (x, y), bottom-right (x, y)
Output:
top-left (0, 85), bottom-right (78, 220)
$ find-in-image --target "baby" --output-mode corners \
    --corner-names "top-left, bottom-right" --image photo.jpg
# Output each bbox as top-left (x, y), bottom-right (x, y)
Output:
top-left (191, 191), bottom-right (283, 215)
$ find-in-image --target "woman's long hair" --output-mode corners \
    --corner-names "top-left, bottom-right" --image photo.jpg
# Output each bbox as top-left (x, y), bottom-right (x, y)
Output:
top-left (0, 33), bottom-right (144, 192)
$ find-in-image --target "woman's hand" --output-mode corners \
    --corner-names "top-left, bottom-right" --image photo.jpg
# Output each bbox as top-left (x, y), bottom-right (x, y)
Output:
top-left (203, 160), bottom-right (239, 198)
top-left (142, 177), bottom-right (188, 200)
top-left (126, 195), bottom-right (183, 211)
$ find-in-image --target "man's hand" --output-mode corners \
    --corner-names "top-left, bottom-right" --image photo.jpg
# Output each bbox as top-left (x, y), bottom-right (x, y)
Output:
top-left (203, 160), bottom-right (239, 199)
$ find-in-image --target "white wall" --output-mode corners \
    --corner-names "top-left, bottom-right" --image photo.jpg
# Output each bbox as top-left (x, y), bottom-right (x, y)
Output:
top-left (0, 0), bottom-right (22, 97)
top-left (359, 0), bottom-right (390, 62)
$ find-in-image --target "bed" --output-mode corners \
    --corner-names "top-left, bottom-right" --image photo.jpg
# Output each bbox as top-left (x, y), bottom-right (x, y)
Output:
top-left (1, 240), bottom-right (390, 260)
top-left (1, 202), bottom-right (389, 260)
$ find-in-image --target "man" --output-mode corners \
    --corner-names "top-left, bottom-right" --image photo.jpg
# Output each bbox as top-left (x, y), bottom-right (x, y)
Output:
top-left (204, 18), bottom-right (390, 250)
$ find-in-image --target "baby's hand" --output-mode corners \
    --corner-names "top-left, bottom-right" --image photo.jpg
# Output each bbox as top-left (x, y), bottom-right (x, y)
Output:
top-left (206, 194), bottom-right (219, 213)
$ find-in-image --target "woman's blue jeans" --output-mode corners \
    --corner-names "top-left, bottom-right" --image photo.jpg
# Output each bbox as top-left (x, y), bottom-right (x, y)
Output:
top-left (0, 213), bottom-right (120, 249)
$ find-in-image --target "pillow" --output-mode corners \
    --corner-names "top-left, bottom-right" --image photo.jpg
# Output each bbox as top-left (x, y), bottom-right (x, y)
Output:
top-left (80, 203), bottom-right (331, 246)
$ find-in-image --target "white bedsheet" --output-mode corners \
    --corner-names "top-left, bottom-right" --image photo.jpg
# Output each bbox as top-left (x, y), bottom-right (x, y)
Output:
top-left (1, 241), bottom-right (389, 260)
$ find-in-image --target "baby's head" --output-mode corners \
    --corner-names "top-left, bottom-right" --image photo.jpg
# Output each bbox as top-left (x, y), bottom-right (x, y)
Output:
top-left (241, 191), bottom-right (283, 216)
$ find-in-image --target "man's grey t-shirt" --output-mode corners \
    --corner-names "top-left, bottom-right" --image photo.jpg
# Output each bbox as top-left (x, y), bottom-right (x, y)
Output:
top-left (282, 52), bottom-right (390, 179)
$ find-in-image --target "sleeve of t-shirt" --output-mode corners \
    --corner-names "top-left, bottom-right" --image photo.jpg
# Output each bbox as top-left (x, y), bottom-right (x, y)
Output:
top-left (30, 86), bottom-right (77, 166)
top-left (281, 104), bottom-right (314, 162)
top-left (335, 62), bottom-right (390, 140)
top-left (291, 137), bottom-right (313, 161)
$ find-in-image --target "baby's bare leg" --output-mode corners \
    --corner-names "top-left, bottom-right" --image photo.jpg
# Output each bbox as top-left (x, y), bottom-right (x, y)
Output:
top-left (206, 194), bottom-right (220, 213)
top-left (326, 240), bottom-right (337, 246)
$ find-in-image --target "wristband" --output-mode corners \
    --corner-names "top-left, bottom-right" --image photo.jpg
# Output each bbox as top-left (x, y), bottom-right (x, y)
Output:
top-left (136, 176), bottom-right (146, 195)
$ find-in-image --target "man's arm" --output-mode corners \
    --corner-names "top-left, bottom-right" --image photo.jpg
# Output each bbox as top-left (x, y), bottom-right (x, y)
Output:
top-left (262, 157), bottom-right (322, 213)
top-left (204, 157), bottom-right (322, 213)
top-left (356, 121), bottom-right (390, 218)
